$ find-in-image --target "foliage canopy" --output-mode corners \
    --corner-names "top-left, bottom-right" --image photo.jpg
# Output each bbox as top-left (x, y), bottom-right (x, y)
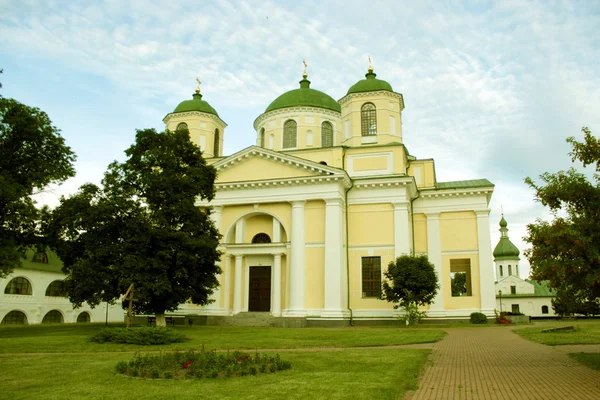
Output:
top-left (524, 127), bottom-right (600, 301)
top-left (0, 95), bottom-right (76, 277)
top-left (48, 128), bottom-right (221, 318)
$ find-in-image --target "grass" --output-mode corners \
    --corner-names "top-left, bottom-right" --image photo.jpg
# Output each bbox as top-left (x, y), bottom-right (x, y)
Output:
top-left (0, 324), bottom-right (443, 399)
top-left (0, 324), bottom-right (445, 353)
top-left (514, 320), bottom-right (600, 346)
top-left (568, 353), bottom-right (600, 371)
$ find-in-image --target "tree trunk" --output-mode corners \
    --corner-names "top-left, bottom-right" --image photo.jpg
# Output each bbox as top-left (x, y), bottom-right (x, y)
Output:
top-left (155, 312), bottom-right (166, 328)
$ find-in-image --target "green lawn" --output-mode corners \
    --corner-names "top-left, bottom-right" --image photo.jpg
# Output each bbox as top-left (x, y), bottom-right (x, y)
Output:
top-left (514, 320), bottom-right (600, 346)
top-left (0, 324), bottom-right (443, 399)
top-left (568, 353), bottom-right (600, 371)
top-left (0, 324), bottom-right (445, 353)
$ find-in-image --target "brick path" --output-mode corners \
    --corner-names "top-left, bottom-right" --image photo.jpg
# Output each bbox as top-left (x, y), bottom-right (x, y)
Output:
top-left (408, 327), bottom-right (600, 400)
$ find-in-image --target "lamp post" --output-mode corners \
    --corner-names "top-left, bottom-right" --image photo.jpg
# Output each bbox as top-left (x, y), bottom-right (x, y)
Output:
top-left (499, 290), bottom-right (503, 314)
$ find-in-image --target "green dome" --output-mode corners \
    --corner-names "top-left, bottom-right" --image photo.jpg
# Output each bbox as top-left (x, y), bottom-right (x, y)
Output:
top-left (347, 70), bottom-right (393, 95)
top-left (499, 216), bottom-right (508, 228)
top-left (493, 216), bottom-right (520, 260)
top-left (173, 92), bottom-right (219, 117)
top-left (265, 78), bottom-right (341, 113)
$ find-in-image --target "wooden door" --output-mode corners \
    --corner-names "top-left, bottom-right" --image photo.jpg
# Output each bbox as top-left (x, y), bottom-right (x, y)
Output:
top-left (249, 266), bottom-right (271, 312)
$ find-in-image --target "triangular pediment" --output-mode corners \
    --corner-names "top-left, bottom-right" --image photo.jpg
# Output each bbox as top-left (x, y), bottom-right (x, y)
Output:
top-left (214, 146), bottom-right (345, 184)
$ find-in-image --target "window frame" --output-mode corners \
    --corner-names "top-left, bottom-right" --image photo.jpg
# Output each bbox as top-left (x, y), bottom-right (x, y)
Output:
top-left (214, 128), bottom-right (220, 156)
top-left (283, 119), bottom-right (297, 149)
top-left (321, 121), bottom-right (333, 148)
top-left (361, 256), bottom-right (382, 298)
top-left (176, 122), bottom-right (188, 131)
top-left (4, 277), bottom-right (32, 295)
top-left (251, 233), bottom-right (272, 244)
top-left (360, 103), bottom-right (377, 136)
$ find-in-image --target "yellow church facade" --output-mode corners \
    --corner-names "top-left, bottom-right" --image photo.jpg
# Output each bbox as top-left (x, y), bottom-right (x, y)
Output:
top-left (163, 65), bottom-right (496, 323)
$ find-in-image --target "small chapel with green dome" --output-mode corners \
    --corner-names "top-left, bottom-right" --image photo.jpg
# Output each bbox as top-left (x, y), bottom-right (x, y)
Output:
top-left (159, 62), bottom-right (498, 324)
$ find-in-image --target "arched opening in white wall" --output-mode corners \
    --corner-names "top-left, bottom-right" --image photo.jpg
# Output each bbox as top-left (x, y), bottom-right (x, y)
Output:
top-left (251, 233), bottom-right (272, 244)
top-left (77, 312), bottom-right (91, 323)
top-left (4, 277), bottom-right (32, 295)
top-left (2, 310), bottom-right (27, 325)
top-left (45, 280), bottom-right (66, 297)
top-left (542, 305), bottom-right (549, 314)
top-left (42, 310), bottom-right (64, 324)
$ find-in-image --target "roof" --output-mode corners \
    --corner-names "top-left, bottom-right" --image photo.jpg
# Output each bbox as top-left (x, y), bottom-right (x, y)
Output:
top-left (433, 178), bottom-right (495, 190)
top-left (264, 78), bottom-right (341, 113)
top-left (496, 280), bottom-right (556, 298)
top-left (493, 215), bottom-right (520, 260)
top-left (172, 92), bottom-right (219, 116)
top-left (19, 249), bottom-right (63, 273)
top-left (347, 70), bottom-right (394, 95)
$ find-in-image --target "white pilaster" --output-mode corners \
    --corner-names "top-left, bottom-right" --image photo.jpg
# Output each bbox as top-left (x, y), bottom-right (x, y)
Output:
top-left (476, 210), bottom-right (496, 315)
top-left (285, 200), bottom-right (306, 316)
top-left (211, 206), bottom-right (223, 233)
top-left (233, 255), bottom-right (243, 314)
top-left (206, 206), bottom-right (223, 310)
top-left (322, 198), bottom-right (346, 318)
top-left (426, 212), bottom-right (444, 315)
top-left (224, 255), bottom-right (231, 314)
top-left (235, 218), bottom-right (245, 244)
top-left (272, 217), bottom-right (281, 242)
top-left (272, 253), bottom-right (282, 317)
top-left (393, 202), bottom-right (411, 258)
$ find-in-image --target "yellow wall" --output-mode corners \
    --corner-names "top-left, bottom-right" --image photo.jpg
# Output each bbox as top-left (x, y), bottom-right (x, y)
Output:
top-left (165, 113), bottom-right (226, 158)
top-left (348, 204), bottom-right (394, 246)
top-left (345, 145), bottom-right (406, 175)
top-left (305, 201), bottom-right (325, 244)
top-left (217, 157), bottom-right (315, 183)
top-left (244, 215), bottom-right (273, 243)
top-left (407, 159), bottom-right (435, 188)
top-left (305, 247), bottom-right (325, 309)
top-left (413, 213), bottom-right (428, 253)
top-left (442, 254), bottom-right (481, 309)
top-left (348, 248), bottom-right (395, 310)
top-left (439, 211), bottom-right (478, 252)
top-left (283, 147), bottom-right (344, 169)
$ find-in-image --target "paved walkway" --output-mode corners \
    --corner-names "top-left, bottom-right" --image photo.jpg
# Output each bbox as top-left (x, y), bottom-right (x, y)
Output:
top-left (408, 326), bottom-right (600, 400)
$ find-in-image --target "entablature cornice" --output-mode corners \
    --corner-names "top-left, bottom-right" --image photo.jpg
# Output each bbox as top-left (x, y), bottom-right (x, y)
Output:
top-left (163, 111), bottom-right (227, 127)
top-left (338, 91), bottom-right (405, 109)
top-left (215, 174), bottom-right (351, 191)
top-left (254, 107), bottom-right (342, 130)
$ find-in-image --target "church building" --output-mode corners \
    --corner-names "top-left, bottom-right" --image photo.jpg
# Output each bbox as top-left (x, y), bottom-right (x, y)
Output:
top-left (166, 63), bottom-right (497, 324)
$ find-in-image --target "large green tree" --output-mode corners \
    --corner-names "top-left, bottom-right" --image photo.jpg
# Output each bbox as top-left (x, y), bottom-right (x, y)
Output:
top-left (0, 92), bottom-right (76, 277)
top-left (382, 254), bottom-right (439, 325)
top-left (524, 127), bottom-right (600, 301)
top-left (48, 128), bottom-right (221, 327)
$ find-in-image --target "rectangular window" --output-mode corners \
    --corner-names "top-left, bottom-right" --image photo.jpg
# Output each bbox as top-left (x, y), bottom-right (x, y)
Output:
top-left (510, 285), bottom-right (516, 295)
top-left (450, 259), bottom-right (472, 297)
top-left (361, 256), bottom-right (381, 298)
top-left (511, 304), bottom-right (520, 314)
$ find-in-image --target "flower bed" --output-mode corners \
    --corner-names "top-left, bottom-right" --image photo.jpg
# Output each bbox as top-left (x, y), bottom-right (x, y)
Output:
top-left (116, 348), bottom-right (291, 379)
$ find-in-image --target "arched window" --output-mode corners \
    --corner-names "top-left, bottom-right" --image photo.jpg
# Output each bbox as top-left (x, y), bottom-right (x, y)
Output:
top-left (542, 305), bottom-right (549, 314)
top-left (32, 251), bottom-right (48, 264)
top-left (499, 265), bottom-right (503, 277)
top-left (361, 103), bottom-right (377, 136)
top-left (42, 310), bottom-right (64, 324)
top-left (2, 310), bottom-right (27, 325)
top-left (176, 122), bottom-right (188, 131)
top-left (214, 129), bottom-right (220, 156)
top-left (45, 280), bottom-right (66, 297)
top-left (251, 233), bottom-right (272, 244)
top-left (283, 120), bottom-right (297, 149)
top-left (77, 312), bottom-right (91, 323)
top-left (321, 121), bottom-right (333, 148)
top-left (508, 265), bottom-right (512, 276)
top-left (4, 277), bottom-right (32, 295)
top-left (260, 128), bottom-right (265, 148)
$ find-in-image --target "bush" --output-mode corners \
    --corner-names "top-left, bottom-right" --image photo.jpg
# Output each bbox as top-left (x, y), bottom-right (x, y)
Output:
top-left (115, 348), bottom-right (291, 379)
top-left (494, 310), bottom-right (511, 324)
top-left (91, 327), bottom-right (187, 345)
top-left (469, 312), bottom-right (488, 324)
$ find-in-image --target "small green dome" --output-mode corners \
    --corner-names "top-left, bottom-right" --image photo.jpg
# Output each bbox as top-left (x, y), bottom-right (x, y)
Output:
top-left (499, 216), bottom-right (508, 228)
top-left (265, 78), bottom-right (341, 113)
top-left (347, 70), bottom-right (393, 95)
top-left (173, 92), bottom-right (219, 117)
top-left (493, 238), bottom-right (520, 260)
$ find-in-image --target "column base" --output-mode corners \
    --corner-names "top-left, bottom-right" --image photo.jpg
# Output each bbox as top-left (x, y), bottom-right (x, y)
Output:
top-left (320, 309), bottom-right (351, 319)
top-left (282, 309), bottom-right (307, 317)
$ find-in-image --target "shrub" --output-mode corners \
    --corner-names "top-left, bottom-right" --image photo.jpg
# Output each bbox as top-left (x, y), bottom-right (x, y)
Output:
top-left (91, 327), bottom-right (187, 345)
top-left (115, 348), bottom-right (291, 379)
top-left (469, 312), bottom-right (488, 324)
top-left (494, 310), bottom-right (511, 324)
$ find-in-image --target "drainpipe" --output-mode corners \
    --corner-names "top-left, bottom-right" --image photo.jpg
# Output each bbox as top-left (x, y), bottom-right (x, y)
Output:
top-left (407, 157), bottom-right (420, 256)
top-left (342, 146), bottom-right (354, 326)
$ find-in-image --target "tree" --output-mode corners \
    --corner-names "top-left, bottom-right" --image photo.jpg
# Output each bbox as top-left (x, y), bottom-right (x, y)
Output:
top-left (451, 272), bottom-right (467, 296)
top-left (48, 128), bottom-right (221, 327)
top-left (382, 254), bottom-right (439, 325)
top-left (524, 127), bottom-right (600, 302)
top-left (0, 94), bottom-right (76, 278)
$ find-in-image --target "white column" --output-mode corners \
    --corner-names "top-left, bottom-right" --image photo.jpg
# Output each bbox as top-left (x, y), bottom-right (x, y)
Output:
top-left (286, 200), bottom-right (306, 316)
top-left (235, 218), bottom-right (245, 244)
top-left (233, 255), bottom-right (243, 314)
top-left (272, 217), bottom-right (281, 242)
top-left (393, 202), bottom-right (411, 258)
top-left (272, 253), bottom-right (282, 317)
top-left (206, 206), bottom-right (223, 310)
top-left (476, 210), bottom-right (497, 315)
top-left (322, 198), bottom-right (346, 318)
top-left (224, 255), bottom-right (231, 314)
top-left (426, 212), bottom-right (444, 315)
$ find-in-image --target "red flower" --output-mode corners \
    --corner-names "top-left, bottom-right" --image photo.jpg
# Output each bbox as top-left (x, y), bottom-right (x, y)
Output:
top-left (244, 355), bottom-right (249, 359)
top-left (183, 361), bottom-right (193, 369)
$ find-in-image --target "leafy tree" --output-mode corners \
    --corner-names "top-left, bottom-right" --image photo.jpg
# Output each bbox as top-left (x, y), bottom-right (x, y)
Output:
top-left (524, 127), bottom-right (600, 302)
top-left (382, 254), bottom-right (439, 325)
top-left (48, 128), bottom-right (221, 327)
top-left (0, 93), bottom-right (76, 278)
top-left (451, 272), bottom-right (467, 296)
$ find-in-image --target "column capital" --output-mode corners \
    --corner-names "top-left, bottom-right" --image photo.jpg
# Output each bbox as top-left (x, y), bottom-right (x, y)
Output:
top-left (392, 202), bottom-right (409, 211)
top-left (234, 255), bottom-right (243, 261)
top-left (290, 200), bottom-right (306, 208)
top-left (425, 212), bottom-right (440, 220)
top-left (211, 205), bottom-right (224, 213)
top-left (475, 209), bottom-right (490, 217)
top-left (325, 198), bottom-right (344, 206)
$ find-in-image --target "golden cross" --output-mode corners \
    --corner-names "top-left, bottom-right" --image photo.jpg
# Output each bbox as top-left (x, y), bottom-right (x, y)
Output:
top-left (368, 56), bottom-right (373, 71)
top-left (196, 77), bottom-right (201, 93)
top-left (302, 59), bottom-right (308, 78)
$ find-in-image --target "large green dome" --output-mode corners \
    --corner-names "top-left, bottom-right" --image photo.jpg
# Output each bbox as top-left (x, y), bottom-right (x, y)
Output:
top-left (173, 92), bottom-right (219, 117)
top-left (493, 217), bottom-right (520, 260)
top-left (347, 70), bottom-right (393, 95)
top-left (265, 78), bottom-right (341, 113)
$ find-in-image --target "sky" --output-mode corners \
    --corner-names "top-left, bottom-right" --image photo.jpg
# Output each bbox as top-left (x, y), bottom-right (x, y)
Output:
top-left (1, 0), bottom-right (599, 278)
